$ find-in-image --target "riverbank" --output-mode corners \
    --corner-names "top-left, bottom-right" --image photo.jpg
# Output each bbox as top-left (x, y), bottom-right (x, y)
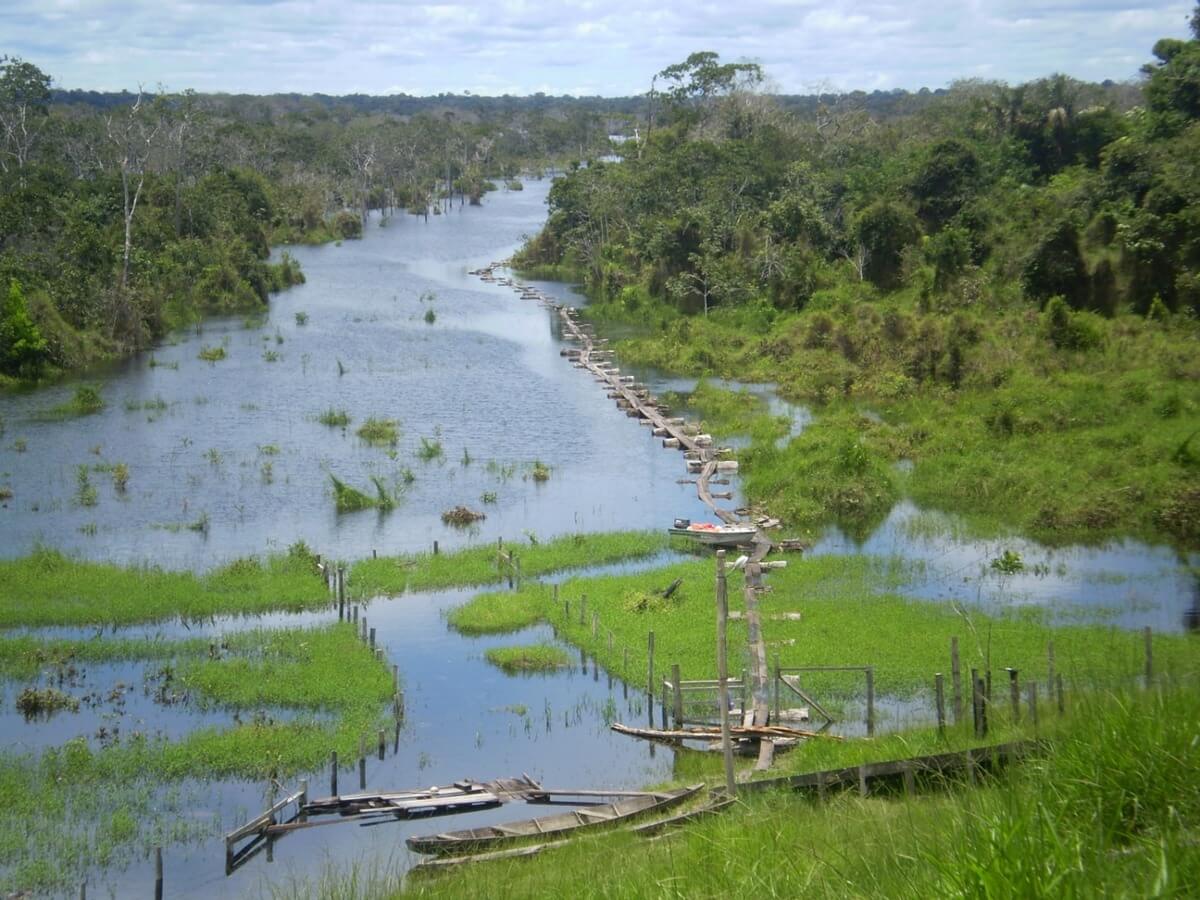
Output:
top-left (553, 287), bottom-right (1200, 551)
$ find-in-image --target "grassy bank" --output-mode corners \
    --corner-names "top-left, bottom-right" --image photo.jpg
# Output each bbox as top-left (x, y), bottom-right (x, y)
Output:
top-left (602, 297), bottom-right (1200, 549)
top-left (449, 553), bottom-right (1199, 698)
top-left (350, 531), bottom-right (669, 596)
top-left (0, 543), bottom-right (327, 627)
top-left (483, 644), bottom-right (571, 673)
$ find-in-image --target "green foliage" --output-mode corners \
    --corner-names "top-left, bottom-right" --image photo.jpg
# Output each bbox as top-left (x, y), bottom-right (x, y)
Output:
top-left (0, 280), bottom-right (47, 376)
top-left (1023, 221), bottom-right (1089, 309)
top-left (1041, 296), bottom-right (1104, 350)
top-left (356, 417), bottom-right (399, 446)
top-left (197, 345), bottom-right (226, 362)
top-left (330, 474), bottom-right (378, 513)
top-left (483, 644), bottom-right (570, 673)
top-left (317, 407), bottom-right (350, 427)
top-left (0, 549), bottom-right (326, 627)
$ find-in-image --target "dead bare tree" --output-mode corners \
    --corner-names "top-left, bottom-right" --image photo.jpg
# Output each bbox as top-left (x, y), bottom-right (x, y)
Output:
top-left (106, 89), bottom-right (161, 294)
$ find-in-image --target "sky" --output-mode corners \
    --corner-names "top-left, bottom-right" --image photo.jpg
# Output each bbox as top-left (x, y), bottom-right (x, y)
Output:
top-left (2, 1), bottom-right (1196, 97)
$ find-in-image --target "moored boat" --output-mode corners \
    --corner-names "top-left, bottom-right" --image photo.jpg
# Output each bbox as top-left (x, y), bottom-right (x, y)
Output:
top-left (406, 783), bottom-right (704, 855)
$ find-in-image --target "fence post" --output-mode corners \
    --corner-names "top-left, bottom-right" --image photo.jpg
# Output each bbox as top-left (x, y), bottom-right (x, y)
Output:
top-left (1007, 668), bottom-right (1020, 724)
top-left (671, 663), bottom-right (683, 729)
top-left (592, 611), bottom-right (598, 639)
top-left (715, 550), bottom-right (735, 796)
top-left (154, 847), bottom-right (163, 900)
top-left (580, 594), bottom-right (587, 627)
top-left (647, 631), bottom-right (655, 697)
top-left (977, 675), bottom-right (989, 737)
top-left (330, 750), bottom-right (338, 796)
top-left (1056, 673), bottom-right (1065, 715)
top-left (935, 673), bottom-right (946, 737)
top-left (951, 636), bottom-right (962, 725)
top-left (865, 666), bottom-right (875, 738)
top-left (1027, 682), bottom-right (1039, 734)
top-left (970, 668), bottom-right (981, 738)
top-left (1047, 639), bottom-right (1055, 694)
top-left (773, 657), bottom-right (781, 722)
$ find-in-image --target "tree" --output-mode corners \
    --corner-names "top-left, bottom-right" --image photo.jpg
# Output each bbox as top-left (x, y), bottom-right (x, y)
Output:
top-left (0, 56), bottom-right (52, 176)
top-left (0, 279), bottom-right (48, 376)
top-left (106, 89), bottom-right (161, 294)
top-left (1022, 221), bottom-right (1089, 308)
top-left (1143, 9), bottom-right (1200, 131)
top-left (911, 139), bottom-right (979, 230)
top-left (853, 201), bottom-right (920, 289)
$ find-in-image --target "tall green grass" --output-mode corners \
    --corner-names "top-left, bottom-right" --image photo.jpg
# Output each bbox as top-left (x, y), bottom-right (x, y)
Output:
top-left (350, 531), bottom-right (669, 596)
top-left (0, 545), bottom-right (326, 627)
top-left (393, 685), bottom-right (1200, 899)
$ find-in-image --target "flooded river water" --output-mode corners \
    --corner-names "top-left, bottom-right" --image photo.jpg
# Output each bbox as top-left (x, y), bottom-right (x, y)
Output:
top-left (0, 179), bottom-right (1196, 896)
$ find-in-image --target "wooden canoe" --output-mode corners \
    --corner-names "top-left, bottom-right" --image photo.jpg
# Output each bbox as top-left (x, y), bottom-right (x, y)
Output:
top-left (668, 525), bottom-right (758, 547)
top-left (406, 784), bottom-right (704, 856)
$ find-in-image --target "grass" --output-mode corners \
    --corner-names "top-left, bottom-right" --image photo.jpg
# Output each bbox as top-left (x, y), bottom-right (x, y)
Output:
top-left (197, 345), bottom-right (226, 362)
top-left (604, 299), bottom-right (1200, 549)
top-left (447, 589), bottom-right (548, 634)
top-left (331, 474), bottom-right (380, 513)
top-left (445, 552), bottom-right (1199, 698)
top-left (44, 384), bottom-right (105, 419)
top-left (0, 543), bottom-right (327, 627)
top-left (484, 643), bottom-right (571, 673)
top-left (317, 407), bottom-right (351, 427)
top-left (0, 622), bottom-right (393, 895)
top-left (15, 687), bottom-right (80, 717)
top-left (393, 684), bottom-right (1200, 899)
top-left (417, 436), bottom-right (444, 460)
top-left (357, 418), bottom-right (400, 447)
top-left (0, 635), bottom-right (209, 681)
top-left (350, 531), bottom-right (669, 596)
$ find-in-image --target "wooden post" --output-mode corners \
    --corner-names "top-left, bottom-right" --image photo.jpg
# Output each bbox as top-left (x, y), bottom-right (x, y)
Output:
top-left (647, 631), bottom-right (655, 697)
top-left (80, 881), bottom-right (86, 900)
top-left (1007, 668), bottom-right (1020, 724)
top-left (624, 646), bottom-right (629, 675)
top-left (299, 778), bottom-right (308, 823)
top-left (154, 847), bottom-right (163, 900)
top-left (901, 762), bottom-right (915, 797)
top-left (330, 750), bottom-right (338, 796)
top-left (1144, 626), bottom-right (1153, 685)
top-left (514, 556), bottom-right (521, 588)
top-left (392, 665), bottom-right (400, 692)
top-left (433, 540), bottom-right (439, 555)
top-left (935, 673), bottom-right (946, 737)
top-left (607, 630), bottom-right (613, 654)
top-left (564, 598), bottom-right (570, 622)
top-left (352, 605), bottom-right (358, 625)
top-left (773, 657), bottom-right (781, 722)
top-left (715, 550), bottom-right (735, 797)
top-left (1056, 673), bottom-right (1065, 715)
top-left (580, 594), bottom-right (587, 627)
top-left (394, 691), bottom-right (404, 719)
top-left (372, 549), bottom-right (377, 559)
top-left (858, 763), bottom-right (869, 797)
top-left (552, 583), bottom-right (559, 614)
top-left (865, 666), bottom-right (875, 737)
top-left (1027, 682), bottom-right (1039, 733)
top-left (592, 611), bottom-right (598, 639)
top-left (1047, 639), bottom-right (1055, 693)
top-left (358, 734), bottom-right (367, 790)
top-left (970, 668), bottom-right (981, 738)
top-left (671, 664), bottom-right (683, 728)
top-left (950, 637), bottom-right (962, 725)
top-left (361, 617), bottom-right (367, 643)
top-left (816, 770), bottom-right (827, 803)
top-left (369, 627), bottom-right (376, 650)
top-left (378, 729), bottom-right (386, 760)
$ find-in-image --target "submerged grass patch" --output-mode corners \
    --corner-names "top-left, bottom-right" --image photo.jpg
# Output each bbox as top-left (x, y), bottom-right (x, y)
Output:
top-left (447, 588), bottom-right (548, 634)
top-left (357, 418), bottom-right (399, 446)
top-left (483, 643), bottom-right (570, 673)
top-left (41, 384), bottom-right (104, 419)
top-left (351, 531), bottom-right (669, 596)
top-left (0, 544), bottom-right (326, 627)
top-left (317, 407), bottom-right (351, 427)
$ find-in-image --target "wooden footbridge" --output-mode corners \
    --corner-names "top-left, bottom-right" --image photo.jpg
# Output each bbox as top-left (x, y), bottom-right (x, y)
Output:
top-left (470, 262), bottom-right (795, 767)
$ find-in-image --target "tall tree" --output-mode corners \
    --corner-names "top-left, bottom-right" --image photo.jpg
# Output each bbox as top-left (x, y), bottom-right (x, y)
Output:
top-left (0, 56), bottom-right (52, 177)
top-left (105, 89), bottom-right (161, 294)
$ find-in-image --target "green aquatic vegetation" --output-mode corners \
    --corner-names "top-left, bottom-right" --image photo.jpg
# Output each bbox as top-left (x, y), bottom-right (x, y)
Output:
top-left (45, 385), bottom-right (104, 419)
top-left (484, 643), bottom-right (570, 672)
top-left (295, 311), bottom-right (309, 325)
top-left (262, 349), bottom-right (281, 362)
top-left (197, 345), bottom-right (226, 362)
top-left (530, 460), bottom-right (551, 482)
top-left (111, 462), bottom-right (129, 493)
top-left (424, 307), bottom-right (437, 324)
top-left (0, 546), bottom-right (327, 627)
top-left (448, 588), bottom-right (549, 634)
top-left (357, 417), bottom-right (399, 446)
top-left (481, 490), bottom-right (498, 504)
top-left (331, 474), bottom-right (378, 513)
top-left (317, 407), bottom-right (351, 427)
top-left (0, 634), bottom-right (210, 681)
top-left (74, 465), bottom-right (97, 507)
top-left (15, 687), bottom-right (79, 717)
top-left (478, 553), bottom-right (1199, 699)
top-left (351, 530), bottom-right (669, 596)
top-left (417, 436), bottom-right (444, 460)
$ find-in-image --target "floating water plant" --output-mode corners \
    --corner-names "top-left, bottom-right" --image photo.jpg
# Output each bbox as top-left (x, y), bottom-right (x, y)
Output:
top-left (357, 418), bottom-right (399, 446)
top-left (481, 491), bottom-right (498, 504)
top-left (424, 307), bottom-right (437, 324)
top-left (330, 474), bottom-right (376, 513)
top-left (530, 460), bottom-right (551, 482)
top-left (49, 385), bottom-right (105, 418)
top-left (75, 465), bottom-right (98, 507)
top-left (317, 408), bottom-right (351, 427)
top-left (441, 505), bottom-right (485, 527)
top-left (295, 311), bottom-right (309, 326)
top-left (112, 463), bottom-right (129, 493)
top-left (198, 345), bottom-right (226, 362)
top-left (262, 349), bottom-right (281, 363)
top-left (417, 436), bottom-right (444, 460)
top-left (484, 644), bottom-right (570, 673)
top-left (16, 686), bottom-right (80, 718)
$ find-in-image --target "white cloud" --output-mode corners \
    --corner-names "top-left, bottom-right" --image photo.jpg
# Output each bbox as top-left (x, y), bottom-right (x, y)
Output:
top-left (1, 0), bottom-right (1194, 96)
